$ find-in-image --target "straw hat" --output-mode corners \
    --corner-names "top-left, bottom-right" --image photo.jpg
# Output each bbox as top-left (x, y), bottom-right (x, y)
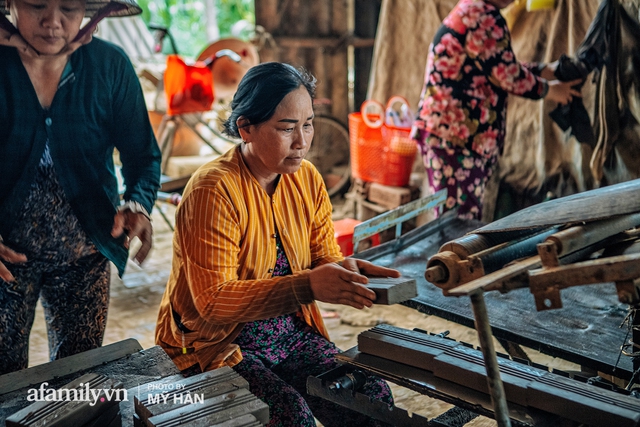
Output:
top-left (1, 0), bottom-right (142, 17)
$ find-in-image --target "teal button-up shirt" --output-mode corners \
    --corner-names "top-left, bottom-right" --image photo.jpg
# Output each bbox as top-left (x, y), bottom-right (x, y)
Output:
top-left (0, 38), bottom-right (162, 276)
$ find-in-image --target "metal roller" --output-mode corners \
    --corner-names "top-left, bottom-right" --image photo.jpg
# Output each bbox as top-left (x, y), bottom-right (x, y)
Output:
top-left (426, 227), bottom-right (560, 291)
top-left (439, 228), bottom-right (546, 259)
top-left (545, 213), bottom-right (640, 258)
top-left (427, 212), bottom-right (640, 294)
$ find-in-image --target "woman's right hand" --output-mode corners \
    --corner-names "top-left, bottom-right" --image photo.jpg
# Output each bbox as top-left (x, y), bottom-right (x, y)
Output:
top-left (0, 239), bottom-right (27, 283)
top-left (546, 79), bottom-right (583, 105)
top-left (309, 263), bottom-right (377, 309)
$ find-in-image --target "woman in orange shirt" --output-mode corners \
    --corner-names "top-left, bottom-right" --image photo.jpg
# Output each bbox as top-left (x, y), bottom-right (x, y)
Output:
top-left (156, 62), bottom-right (399, 426)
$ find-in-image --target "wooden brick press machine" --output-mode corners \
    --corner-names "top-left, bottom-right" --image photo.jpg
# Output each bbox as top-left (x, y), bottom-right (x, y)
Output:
top-left (309, 179), bottom-right (640, 427)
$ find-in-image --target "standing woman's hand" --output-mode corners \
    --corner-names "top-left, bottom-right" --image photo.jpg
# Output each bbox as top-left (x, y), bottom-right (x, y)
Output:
top-left (111, 210), bottom-right (153, 265)
top-left (0, 15), bottom-right (92, 59)
top-left (0, 15), bottom-right (38, 57)
top-left (540, 61), bottom-right (559, 81)
top-left (546, 79), bottom-right (583, 105)
top-left (0, 238), bottom-right (27, 282)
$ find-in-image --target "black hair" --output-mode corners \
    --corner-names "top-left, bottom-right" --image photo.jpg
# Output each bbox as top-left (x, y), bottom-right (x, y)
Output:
top-left (222, 62), bottom-right (317, 138)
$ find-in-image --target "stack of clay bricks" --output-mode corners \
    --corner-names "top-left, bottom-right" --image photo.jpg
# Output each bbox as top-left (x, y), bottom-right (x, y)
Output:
top-left (133, 366), bottom-right (269, 427)
top-left (345, 178), bottom-right (421, 222)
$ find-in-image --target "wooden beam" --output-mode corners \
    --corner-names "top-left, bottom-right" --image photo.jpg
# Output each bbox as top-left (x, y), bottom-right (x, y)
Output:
top-left (273, 36), bottom-right (375, 49)
top-left (0, 339), bottom-right (142, 395)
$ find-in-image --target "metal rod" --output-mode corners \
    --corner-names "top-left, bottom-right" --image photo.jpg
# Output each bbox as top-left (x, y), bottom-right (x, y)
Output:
top-left (469, 291), bottom-right (511, 427)
top-left (634, 305), bottom-right (640, 379)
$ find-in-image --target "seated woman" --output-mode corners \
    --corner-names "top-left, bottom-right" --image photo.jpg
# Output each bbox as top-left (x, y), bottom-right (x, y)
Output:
top-left (156, 62), bottom-right (398, 426)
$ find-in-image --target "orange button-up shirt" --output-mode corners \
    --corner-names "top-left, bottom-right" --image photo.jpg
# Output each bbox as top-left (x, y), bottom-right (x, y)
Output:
top-left (155, 145), bottom-right (343, 371)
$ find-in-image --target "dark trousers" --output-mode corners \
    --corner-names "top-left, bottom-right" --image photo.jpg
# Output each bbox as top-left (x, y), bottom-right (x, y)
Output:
top-left (0, 252), bottom-right (110, 375)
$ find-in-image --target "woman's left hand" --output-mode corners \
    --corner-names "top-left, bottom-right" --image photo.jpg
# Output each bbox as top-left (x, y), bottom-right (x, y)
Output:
top-left (341, 258), bottom-right (401, 278)
top-left (0, 17), bottom-right (38, 57)
top-left (111, 210), bottom-right (153, 265)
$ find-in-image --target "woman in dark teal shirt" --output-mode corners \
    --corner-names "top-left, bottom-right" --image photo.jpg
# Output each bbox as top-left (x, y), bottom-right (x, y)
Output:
top-left (0, 0), bottom-right (161, 374)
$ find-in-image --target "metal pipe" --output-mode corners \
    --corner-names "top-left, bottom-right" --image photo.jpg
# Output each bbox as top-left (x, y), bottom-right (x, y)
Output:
top-left (469, 291), bottom-right (512, 427)
top-left (427, 227), bottom-right (559, 290)
top-left (478, 227), bottom-right (560, 274)
top-left (546, 212), bottom-right (640, 257)
top-left (440, 228), bottom-right (546, 259)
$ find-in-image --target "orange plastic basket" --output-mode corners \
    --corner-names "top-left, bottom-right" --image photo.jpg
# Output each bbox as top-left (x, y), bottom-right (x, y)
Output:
top-left (348, 101), bottom-right (384, 183)
top-left (348, 99), bottom-right (417, 187)
top-left (164, 54), bottom-right (215, 116)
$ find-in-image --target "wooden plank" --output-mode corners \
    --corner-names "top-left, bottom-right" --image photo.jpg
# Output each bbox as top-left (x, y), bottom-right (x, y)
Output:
top-left (367, 182), bottom-right (418, 210)
top-left (273, 35), bottom-right (375, 48)
top-left (212, 414), bottom-right (261, 426)
top-left (352, 190), bottom-right (446, 251)
top-left (253, 0), bottom-right (279, 63)
top-left (254, 0), bottom-right (279, 33)
top-left (331, 0), bottom-right (348, 34)
top-left (146, 388), bottom-right (269, 427)
top-left (0, 339), bottom-right (142, 395)
top-left (356, 325), bottom-right (640, 427)
top-left (6, 373), bottom-right (124, 427)
top-left (282, 0), bottom-right (306, 37)
top-left (367, 277), bottom-right (418, 305)
top-left (134, 367), bottom-right (249, 421)
top-left (309, 1), bottom-right (330, 35)
top-left (476, 179), bottom-right (640, 233)
top-left (83, 403), bottom-right (121, 427)
top-left (307, 48), bottom-right (328, 100)
top-left (330, 49), bottom-right (349, 124)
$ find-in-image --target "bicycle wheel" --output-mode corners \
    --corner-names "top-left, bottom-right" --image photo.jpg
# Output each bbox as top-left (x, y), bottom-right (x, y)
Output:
top-left (307, 115), bottom-right (351, 197)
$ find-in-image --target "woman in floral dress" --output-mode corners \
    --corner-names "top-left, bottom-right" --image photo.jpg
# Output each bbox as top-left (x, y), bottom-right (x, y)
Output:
top-left (412, 0), bottom-right (581, 220)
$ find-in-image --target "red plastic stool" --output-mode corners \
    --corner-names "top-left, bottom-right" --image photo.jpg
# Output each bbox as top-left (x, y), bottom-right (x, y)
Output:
top-left (333, 218), bottom-right (380, 256)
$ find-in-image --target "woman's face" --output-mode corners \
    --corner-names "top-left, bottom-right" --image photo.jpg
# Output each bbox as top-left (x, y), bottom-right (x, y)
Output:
top-left (8, 0), bottom-right (85, 55)
top-left (240, 86), bottom-right (315, 179)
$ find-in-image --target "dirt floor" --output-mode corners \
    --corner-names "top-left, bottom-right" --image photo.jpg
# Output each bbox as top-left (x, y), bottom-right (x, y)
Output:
top-left (26, 199), bottom-right (579, 426)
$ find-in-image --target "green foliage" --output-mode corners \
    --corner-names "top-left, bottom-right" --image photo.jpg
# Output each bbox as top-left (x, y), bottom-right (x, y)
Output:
top-left (136, 0), bottom-right (254, 58)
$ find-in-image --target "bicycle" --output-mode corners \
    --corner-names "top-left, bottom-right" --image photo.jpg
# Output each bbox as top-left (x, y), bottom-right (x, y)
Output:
top-left (148, 27), bottom-right (352, 199)
top-left (307, 99), bottom-right (352, 198)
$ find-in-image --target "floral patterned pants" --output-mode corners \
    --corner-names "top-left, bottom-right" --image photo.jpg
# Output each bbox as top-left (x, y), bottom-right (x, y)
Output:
top-left (422, 145), bottom-right (497, 220)
top-left (232, 314), bottom-right (393, 427)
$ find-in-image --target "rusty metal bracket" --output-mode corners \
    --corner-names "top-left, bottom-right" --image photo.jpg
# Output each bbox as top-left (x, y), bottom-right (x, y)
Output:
top-left (528, 252), bottom-right (640, 311)
top-left (537, 241), bottom-right (560, 268)
top-left (615, 280), bottom-right (639, 305)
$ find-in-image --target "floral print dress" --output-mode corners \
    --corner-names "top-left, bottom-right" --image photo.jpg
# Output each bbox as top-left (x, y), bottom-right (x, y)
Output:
top-left (231, 231), bottom-right (393, 427)
top-left (411, 0), bottom-right (548, 219)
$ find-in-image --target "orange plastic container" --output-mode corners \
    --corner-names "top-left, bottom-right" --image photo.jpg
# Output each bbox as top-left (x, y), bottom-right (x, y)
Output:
top-left (348, 99), bottom-right (417, 187)
top-left (334, 218), bottom-right (380, 256)
top-left (164, 54), bottom-right (215, 116)
top-left (348, 111), bottom-right (384, 184)
top-left (380, 124), bottom-right (417, 187)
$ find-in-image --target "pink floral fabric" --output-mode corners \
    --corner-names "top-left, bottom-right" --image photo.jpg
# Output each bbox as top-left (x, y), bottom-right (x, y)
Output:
top-left (412, 0), bottom-right (548, 219)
